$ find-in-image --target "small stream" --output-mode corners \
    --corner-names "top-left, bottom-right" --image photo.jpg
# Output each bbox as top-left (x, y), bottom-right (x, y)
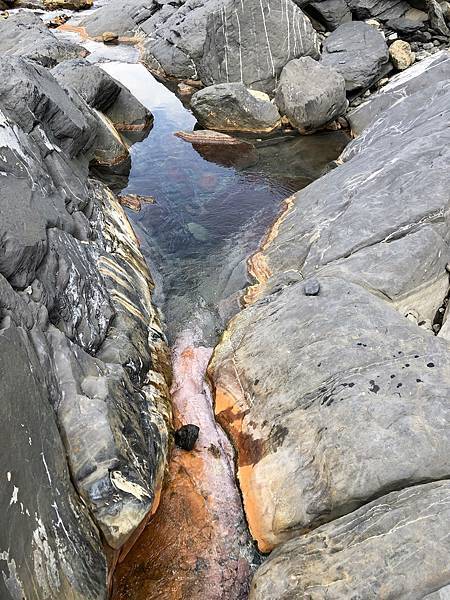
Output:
top-left (56, 32), bottom-right (348, 599)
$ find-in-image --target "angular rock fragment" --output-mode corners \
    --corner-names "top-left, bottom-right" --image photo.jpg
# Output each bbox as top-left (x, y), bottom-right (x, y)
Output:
top-left (190, 83), bottom-right (281, 133)
top-left (275, 57), bottom-right (347, 132)
top-left (389, 39), bottom-right (415, 69)
top-left (321, 21), bottom-right (389, 91)
top-left (250, 481), bottom-right (450, 599)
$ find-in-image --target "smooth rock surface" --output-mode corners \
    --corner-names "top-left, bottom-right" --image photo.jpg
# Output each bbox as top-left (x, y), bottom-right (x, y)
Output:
top-left (250, 481), bottom-right (450, 599)
top-left (321, 21), bottom-right (390, 91)
top-left (275, 57), bottom-right (347, 131)
top-left (190, 83), bottom-right (281, 133)
top-left (210, 43), bottom-right (450, 563)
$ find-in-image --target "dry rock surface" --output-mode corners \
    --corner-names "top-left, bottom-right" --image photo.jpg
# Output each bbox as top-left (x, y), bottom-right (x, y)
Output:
top-left (210, 51), bottom-right (450, 595)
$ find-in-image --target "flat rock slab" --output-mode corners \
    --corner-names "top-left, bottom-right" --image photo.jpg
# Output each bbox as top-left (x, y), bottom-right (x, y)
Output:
top-left (321, 21), bottom-right (389, 91)
top-left (210, 276), bottom-right (450, 551)
top-left (250, 481), bottom-right (450, 599)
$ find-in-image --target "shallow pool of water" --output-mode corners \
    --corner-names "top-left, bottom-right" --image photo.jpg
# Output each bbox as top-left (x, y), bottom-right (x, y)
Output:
top-left (100, 61), bottom-right (348, 344)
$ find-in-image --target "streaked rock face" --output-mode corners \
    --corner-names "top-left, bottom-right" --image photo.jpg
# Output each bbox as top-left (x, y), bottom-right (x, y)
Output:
top-left (80, 0), bottom-right (320, 92)
top-left (0, 34), bottom-right (170, 598)
top-left (250, 481), bottom-right (450, 599)
top-left (209, 51), bottom-right (450, 594)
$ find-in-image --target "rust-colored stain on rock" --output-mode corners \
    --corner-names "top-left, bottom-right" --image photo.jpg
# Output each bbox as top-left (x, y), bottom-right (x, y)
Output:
top-left (112, 332), bottom-right (255, 600)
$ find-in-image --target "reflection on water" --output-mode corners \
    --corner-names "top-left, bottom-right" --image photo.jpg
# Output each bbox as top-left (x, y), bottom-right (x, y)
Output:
top-left (101, 61), bottom-right (349, 344)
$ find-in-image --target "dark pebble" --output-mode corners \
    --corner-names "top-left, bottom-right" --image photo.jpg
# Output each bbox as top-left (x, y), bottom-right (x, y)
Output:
top-left (174, 424), bottom-right (200, 451)
top-left (304, 278), bottom-right (320, 296)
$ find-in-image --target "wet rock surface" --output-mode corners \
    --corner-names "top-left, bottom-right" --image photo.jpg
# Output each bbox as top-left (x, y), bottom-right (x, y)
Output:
top-left (0, 15), bottom-right (171, 600)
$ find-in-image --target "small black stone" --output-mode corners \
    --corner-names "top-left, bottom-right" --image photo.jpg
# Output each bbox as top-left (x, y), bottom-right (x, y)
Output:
top-left (427, 362), bottom-right (435, 368)
top-left (174, 424), bottom-right (200, 451)
top-left (304, 278), bottom-right (320, 296)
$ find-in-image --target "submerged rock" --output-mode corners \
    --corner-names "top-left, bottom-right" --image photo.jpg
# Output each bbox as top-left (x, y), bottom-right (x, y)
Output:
top-left (321, 21), bottom-right (389, 91)
top-left (275, 57), bottom-right (347, 132)
top-left (191, 83), bottom-right (281, 133)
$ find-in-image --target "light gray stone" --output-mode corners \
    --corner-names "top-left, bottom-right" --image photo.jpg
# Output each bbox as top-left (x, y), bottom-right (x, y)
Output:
top-left (190, 83), bottom-right (281, 133)
top-left (275, 57), bottom-right (347, 132)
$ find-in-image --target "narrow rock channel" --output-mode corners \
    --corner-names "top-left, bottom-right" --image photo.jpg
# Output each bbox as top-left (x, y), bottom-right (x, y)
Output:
top-left (80, 47), bottom-right (348, 597)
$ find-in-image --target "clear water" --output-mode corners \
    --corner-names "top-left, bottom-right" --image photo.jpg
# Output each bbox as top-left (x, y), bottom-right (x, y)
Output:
top-left (99, 61), bottom-right (349, 344)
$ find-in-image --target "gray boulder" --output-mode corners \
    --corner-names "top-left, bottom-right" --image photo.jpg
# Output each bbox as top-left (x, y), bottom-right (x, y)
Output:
top-left (0, 12), bottom-right (87, 67)
top-left (308, 0), bottom-right (352, 30)
top-left (321, 21), bottom-right (389, 91)
top-left (250, 481), bottom-right (450, 599)
top-left (190, 83), bottom-right (281, 133)
top-left (198, 0), bottom-right (320, 93)
top-left (427, 0), bottom-right (450, 35)
top-left (275, 57), bottom-right (347, 132)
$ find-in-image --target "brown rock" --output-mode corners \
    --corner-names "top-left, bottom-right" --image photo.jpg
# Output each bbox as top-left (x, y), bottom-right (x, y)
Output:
top-left (389, 40), bottom-right (415, 70)
top-left (102, 31), bottom-right (119, 44)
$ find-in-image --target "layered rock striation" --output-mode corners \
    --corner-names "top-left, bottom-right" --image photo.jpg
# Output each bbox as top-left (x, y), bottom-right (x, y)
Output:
top-left (0, 15), bottom-right (171, 600)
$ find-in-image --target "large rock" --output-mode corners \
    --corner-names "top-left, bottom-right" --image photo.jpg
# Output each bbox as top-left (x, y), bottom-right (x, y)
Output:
top-left (81, 0), bottom-right (320, 93)
top-left (190, 83), bottom-right (281, 133)
top-left (427, 0), bottom-right (450, 35)
top-left (0, 12), bottom-right (87, 67)
top-left (52, 59), bottom-right (153, 132)
top-left (321, 21), bottom-right (389, 91)
top-left (209, 46), bottom-right (450, 560)
top-left (250, 481), bottom-right (450, 599)
top-left (0, 27), bottom-right (171, 597)
top-left (275, 57), bottom-right (347, 132)
top-left (0, 323), bottom-right (107, 600)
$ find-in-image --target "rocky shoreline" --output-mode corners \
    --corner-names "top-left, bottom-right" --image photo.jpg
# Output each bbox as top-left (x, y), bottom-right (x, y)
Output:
top-left (0, 0), bottom-right (449, 599)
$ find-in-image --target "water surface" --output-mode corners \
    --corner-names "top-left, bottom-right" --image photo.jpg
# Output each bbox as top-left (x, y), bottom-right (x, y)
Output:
top-left (100, 61), bottom-right (348, 344)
